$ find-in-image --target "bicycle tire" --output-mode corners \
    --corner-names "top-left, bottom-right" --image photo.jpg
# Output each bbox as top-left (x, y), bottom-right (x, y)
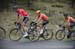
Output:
top-left (0, 27), bottom-right (6, 40)
top-left (9, 28), bottom-right (22, 41)
top-left (55, 30), bottom-right (65, 41)
top-left (42, 29), bottom-right (53, 40)
top-left (70, 31), bottom-right (75, 41)
top-left (28, 30), bottom-right (39, 41)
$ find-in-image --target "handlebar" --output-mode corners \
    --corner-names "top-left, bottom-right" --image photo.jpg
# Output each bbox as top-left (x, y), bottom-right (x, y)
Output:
top-left (30, 21), bottom-right (37, 26)
top-left (14, 22), bottom-right (21, 29)
top-left (14, 22), bottom-right (21, 26)
top-left (58, 24), bottom-right (65, 28)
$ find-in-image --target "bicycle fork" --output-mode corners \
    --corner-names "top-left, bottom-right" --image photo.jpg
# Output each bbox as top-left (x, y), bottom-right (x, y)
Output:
top-left (17, 28), bottom-right (25, 35)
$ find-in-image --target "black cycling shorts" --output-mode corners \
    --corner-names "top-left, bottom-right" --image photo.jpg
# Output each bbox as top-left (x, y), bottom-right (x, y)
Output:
top-left (42, 20), bottom-right (49, 26)
top-left (23, 17), bottom-right (29, 24)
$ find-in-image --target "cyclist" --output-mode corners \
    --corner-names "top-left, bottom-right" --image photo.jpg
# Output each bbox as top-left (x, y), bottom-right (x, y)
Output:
top-left (15, 7), bottom-right (29, 38)
top-left (34, 10), bottom-right (49, 35)
top-left (64, 14), bottom-right (75, 38)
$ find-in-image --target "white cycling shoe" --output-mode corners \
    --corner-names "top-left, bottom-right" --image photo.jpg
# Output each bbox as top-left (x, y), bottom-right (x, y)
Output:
top-left (40, 29), bottom-right (43, 34)
top-left (23, 32), bottom-right (28, 38)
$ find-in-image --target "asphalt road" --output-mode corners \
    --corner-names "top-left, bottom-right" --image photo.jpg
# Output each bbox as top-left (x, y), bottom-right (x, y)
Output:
top-left (0, 39), bottom-right (75, 49)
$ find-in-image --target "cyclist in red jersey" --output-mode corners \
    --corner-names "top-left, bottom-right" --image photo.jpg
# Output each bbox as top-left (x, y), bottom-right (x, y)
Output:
top-left (34, 10), bottom-right (49, 34)
top-left (64, 14), bottom-right (75, 38)
top-left (16, 7), bottom-right (29, 37)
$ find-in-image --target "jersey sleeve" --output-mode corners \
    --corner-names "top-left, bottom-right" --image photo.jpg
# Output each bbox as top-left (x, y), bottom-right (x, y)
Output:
top-left (17, 9), bottom-right (20, 16)
top-left (67, 16), bottom-right (75, 25)
top-left (70, 17), bottom-right (75, 22)
top-left (23, 12), bottom-right (28, 16)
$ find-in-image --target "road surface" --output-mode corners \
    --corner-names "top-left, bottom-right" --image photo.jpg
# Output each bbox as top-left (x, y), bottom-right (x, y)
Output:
top-left (0, 39), bottom-right (75, 49)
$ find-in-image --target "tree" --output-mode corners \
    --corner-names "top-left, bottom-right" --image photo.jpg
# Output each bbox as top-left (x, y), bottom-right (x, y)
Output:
top-left (71, 0), bottom-right (75, 8)
top-left (0, 0), bottom-right (10, 11)
top-left (68, 0), bottom-right (75, 8)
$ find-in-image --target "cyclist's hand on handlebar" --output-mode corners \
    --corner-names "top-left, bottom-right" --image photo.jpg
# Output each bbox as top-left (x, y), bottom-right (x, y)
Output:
top-left (14, 22), bottom-right (21, 26)
top-left (14, 22), bottom-right (20, 25)
top-left (30, 21), bottom-right (37, 25)
top-left (32, 20), bottom-right (37, 24)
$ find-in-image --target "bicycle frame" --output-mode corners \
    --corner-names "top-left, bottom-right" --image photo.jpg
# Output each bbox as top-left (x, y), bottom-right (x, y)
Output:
top-left (58, 25), bottom-right (68, 36)
top-left (15, 23), bottom-right (25, 35)
top-left (15, 22), bottom-right (37, 35)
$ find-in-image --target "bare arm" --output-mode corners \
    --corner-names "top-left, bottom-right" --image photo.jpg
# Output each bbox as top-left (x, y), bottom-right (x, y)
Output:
top-left (70, 17), bottom-right (75, 22)
top-left (66, 20), bottom-right (70, 31)
top-left (34, 16), bottom-right (38, 22)
top-left (16, 12), bottom-right (20, 23)
top-left (36, 17), bottom-right (41, 23)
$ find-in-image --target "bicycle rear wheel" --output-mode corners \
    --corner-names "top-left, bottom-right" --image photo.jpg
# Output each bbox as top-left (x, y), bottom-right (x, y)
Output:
top-left (9, 28), bottom-right (22, 41)
top-left (42, 29), bottom-right (53, 40)
top-left (55, 30), bottom-right (65, 41)
top-left (0, 27), bottom-right (6, 40)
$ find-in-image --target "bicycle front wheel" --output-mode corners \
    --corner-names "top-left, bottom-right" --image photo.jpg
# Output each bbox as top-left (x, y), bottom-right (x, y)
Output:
top-left (70, 31), bottom-right (75, 41)
top-left (55, 30), bottom-right (65, 41)
top-left (28, 30), bottom-right (39, 41)
top-left (42, 29), bottom-right (53, 40)
top-left (0, 27), bottom-right (6, 40)
top-left (9, 28), bottom-right (22, 41)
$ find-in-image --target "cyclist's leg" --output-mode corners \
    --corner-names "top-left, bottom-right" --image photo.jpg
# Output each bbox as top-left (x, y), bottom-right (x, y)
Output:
top-left (22, 16), bottom-right (29, 37)
top-left (40, 20), bottom-right (49, 34)
top-left (67, 22), bottom-right (75, 38)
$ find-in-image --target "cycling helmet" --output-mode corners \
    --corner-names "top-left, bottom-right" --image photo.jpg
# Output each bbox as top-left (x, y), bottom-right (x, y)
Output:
top-left (36, 10), bottom-right (41, 14)
top-left (64, 14), bottom-right (68, 17)
top-left (13, 5), bottom-right (22, 10)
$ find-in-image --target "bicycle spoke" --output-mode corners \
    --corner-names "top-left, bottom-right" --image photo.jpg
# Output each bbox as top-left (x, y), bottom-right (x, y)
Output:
top-left (55, 30), bottom-right (65, 40)
top-left (71, 32), bottom-right (75, 41)
top-left (42, 29), bottom-right (53, 40)
top-left (9, 28), bottom-right (22, 41)
top-left (28, 31), bottom-right (39, 41)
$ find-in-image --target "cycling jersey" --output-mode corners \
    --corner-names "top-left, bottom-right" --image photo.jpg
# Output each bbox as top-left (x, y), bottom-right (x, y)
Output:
top-left (38, 13), bottom-right (48, 21)
top-left (17, 8), bottom-right (29, 17)
top-left (67, 16), bottom-right (75, 23)
top-left (66, 16), bottom-right (75, 27)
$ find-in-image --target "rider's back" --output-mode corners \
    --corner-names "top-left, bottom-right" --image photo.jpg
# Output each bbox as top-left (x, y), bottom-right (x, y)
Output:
top-left (17, 8), bottom-right (28, 16)
top-left (38, 13), bottom-right (48, 21)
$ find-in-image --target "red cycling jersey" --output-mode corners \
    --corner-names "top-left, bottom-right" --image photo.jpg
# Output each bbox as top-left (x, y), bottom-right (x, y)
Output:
top-left (17, 8), bottom-right (29, 17)
top-left (38, 13), bottom-right (48, 21)
top-left (66, 16), bottom-right (75, 23)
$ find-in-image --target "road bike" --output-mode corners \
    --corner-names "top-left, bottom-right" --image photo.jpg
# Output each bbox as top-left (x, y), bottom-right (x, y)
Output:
top-left (55, 24), bottom-right (75, 41)
top-left (9, 22), bottom-right (38, 41)
top-left (30, 22), bottom-right (53, 40)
